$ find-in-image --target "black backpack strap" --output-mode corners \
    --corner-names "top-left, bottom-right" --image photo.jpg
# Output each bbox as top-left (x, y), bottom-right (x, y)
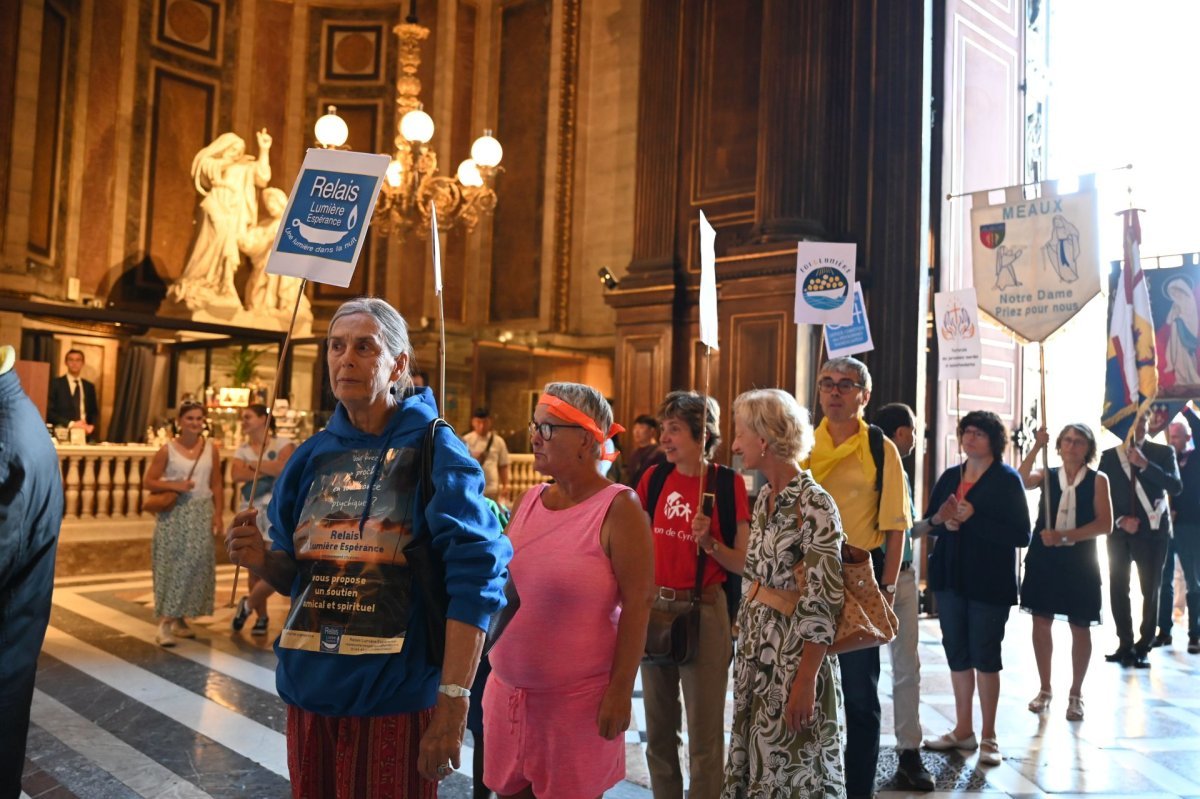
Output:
top-left (644, 461), bottom-right (676, 519)
top-left (713, 465), bottom-right (738, 547)
top-left (867, 424), bottom-right (885, 499)
top-left (712, 463), bottom-right (743, 623)
top-left (421, 417), bottom-right (454, 507)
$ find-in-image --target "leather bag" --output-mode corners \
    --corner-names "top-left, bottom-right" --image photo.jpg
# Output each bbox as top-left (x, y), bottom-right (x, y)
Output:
top-left (746, 541), bottom-right (897, 655)
top-left (642, 548), bottom-right (706, 666)
top-left (829, 542), bottom-right (899, 655)
top-left (143, 440), bottom-right (205, 514)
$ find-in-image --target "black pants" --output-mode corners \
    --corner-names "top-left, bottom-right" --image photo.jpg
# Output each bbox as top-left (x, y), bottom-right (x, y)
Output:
top-left (1108, 530), bottom-right (1169, 651)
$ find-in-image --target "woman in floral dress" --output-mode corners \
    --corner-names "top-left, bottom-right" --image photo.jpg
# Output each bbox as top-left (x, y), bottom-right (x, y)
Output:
top-left (723, 389), bottom-right (846, 798)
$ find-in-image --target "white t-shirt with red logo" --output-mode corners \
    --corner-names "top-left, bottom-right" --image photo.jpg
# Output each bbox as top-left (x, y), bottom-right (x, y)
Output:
top-left (637, 465), bottom-right (750, 590)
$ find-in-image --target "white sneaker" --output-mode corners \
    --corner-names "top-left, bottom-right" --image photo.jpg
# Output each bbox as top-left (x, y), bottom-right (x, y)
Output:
top-left (156, 621), bottom-right (176, 648)
top-left (979, 737), bottom-right (1002, 766)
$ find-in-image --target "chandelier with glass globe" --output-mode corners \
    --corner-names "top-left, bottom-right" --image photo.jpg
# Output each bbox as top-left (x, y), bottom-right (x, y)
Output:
top-left (314, 6), bottom-right (503, 242)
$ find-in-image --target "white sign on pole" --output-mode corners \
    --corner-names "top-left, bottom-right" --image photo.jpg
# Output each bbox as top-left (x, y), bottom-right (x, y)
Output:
top-left (970, 179), bottom-right (1101, 342)
top-left (823, 282), bottom-right (873, 357)
top-left (934, 288), bottom-right (983, 380)
top-left (268, 148), bottom-right (390, 287)
top-left (699, 211), bottom-right (719, 350)
top-left (795, 242), bottom-right (856, 325)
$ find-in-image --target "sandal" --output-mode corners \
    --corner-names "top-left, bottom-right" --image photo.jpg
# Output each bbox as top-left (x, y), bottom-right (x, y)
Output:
top-left (1066, 695), bottom-right (1084, 721)
top-left (172, 618), bottom-right (196, 639)
top-left (1028, 689), bottom-right (1052, 713)
top-left (979, 738), bottom-right (1002, 766)
top-left (923, 731), bottom-right (978, 751)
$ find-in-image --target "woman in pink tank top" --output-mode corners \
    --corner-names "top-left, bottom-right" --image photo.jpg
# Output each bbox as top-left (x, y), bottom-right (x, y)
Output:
top-left (484, 382), bottom-right (654, 799)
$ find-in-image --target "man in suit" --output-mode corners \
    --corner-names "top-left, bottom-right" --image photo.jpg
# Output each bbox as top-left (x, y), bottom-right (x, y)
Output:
top-left (46, 348), bottom-right (99, 441)
top-left (1099, 413), bottom-right (1183, 668)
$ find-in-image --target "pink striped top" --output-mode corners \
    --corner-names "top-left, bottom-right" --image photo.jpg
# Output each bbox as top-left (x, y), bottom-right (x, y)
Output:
top-left (489, 482), bottom-right (629, 690)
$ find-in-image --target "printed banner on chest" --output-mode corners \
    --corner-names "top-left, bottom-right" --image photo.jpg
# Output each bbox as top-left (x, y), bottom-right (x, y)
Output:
top-left (970, 181), bottom-right (1100, 342)
top-left (278, 445), bottom-right (419, 656)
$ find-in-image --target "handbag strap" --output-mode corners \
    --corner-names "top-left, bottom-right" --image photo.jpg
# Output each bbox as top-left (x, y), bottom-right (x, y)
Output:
top-left (178, 437), bottom-right (204, 484)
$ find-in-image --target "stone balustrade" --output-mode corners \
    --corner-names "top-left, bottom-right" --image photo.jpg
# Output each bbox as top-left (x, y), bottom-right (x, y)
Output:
top-left (55, 445), bottom-right (550, 542)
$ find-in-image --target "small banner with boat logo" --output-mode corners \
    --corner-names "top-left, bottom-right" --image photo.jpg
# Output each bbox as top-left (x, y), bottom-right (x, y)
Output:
top-left (268, 148), bottom-right (390, 287)
top-left (970, 177), bottom-right (1101, 342)
top-left (795, 242), bottom-right (856, 326)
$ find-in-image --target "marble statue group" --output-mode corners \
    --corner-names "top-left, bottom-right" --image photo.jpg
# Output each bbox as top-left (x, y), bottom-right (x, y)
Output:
top-left (166, 129), bottom-right (309, 324)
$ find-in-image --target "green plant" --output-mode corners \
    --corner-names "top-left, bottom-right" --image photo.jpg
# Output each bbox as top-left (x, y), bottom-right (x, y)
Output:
top-left (228, 345), bottom-right (267, 386)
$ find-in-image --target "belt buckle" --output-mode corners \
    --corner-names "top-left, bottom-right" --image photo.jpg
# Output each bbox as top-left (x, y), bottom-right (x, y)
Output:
top-left (657, 587), bottom-right (678, 601)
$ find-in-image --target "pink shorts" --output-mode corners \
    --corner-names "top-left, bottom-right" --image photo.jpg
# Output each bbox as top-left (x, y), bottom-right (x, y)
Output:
top-left (483, 673), bottom-right (624, 798)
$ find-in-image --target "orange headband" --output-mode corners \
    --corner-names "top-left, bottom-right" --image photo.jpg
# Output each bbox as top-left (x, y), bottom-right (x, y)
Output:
top-left (537, 394), bottom-right (625, 461)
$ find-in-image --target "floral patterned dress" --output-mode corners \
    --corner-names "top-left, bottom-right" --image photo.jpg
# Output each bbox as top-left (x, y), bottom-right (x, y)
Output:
top-left (722, 470), bottom-right (846, 799)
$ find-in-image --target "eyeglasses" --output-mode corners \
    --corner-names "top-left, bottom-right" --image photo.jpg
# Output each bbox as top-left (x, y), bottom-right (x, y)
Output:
top-left (817, 378), bottom-right (865, 395)
top-left (529, 420), bottom-right (584, 440)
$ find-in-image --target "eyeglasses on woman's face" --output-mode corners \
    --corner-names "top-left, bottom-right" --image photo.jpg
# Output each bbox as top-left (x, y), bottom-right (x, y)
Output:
top-left (529, 420), bottom-right (584, 440)
top-left (817, 377), bottom-right (866, 395)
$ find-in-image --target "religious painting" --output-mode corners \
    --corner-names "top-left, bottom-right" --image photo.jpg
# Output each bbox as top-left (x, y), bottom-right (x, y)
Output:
top-left (1146, 260), bottom-right (1200, 401)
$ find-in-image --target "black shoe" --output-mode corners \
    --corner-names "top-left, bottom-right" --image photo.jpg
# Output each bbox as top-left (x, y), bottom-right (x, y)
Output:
top-left (894, 749), bottom-right (936, 791)
top-left (1132, 651), bottom-right (1151, 668)
top-left (1188, 637), bottom-right (1200, 654)
top-left (231, 597), bottom-right (251, 632)
top-left (251, 616), bottom-right (270, 636)
top-left (1152, 632), bottom-right (1172, 648)
top-left (1105, 646), bottom-right (1133, 663)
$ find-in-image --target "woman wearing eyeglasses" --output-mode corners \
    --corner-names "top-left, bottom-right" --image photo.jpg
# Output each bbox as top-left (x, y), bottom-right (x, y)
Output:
top-left (483, 382), bottom-right (653, 798)
top-left (637, 391), bottom-right (751, 799)
top-left (1017, 424), bottom-right (1112, 721)
top-left (921, 410), bottom-right (1031, 767)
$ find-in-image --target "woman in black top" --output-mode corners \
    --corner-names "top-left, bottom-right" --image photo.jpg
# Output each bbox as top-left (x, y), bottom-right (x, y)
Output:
top-left (920, 411), bottom-right (1030, 767)
top-left (1018, 424), bottom-right (1113, 721)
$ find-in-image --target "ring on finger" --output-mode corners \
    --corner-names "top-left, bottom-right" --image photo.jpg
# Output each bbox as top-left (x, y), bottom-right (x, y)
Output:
top-left (436, 763), bottom-right (452, 777)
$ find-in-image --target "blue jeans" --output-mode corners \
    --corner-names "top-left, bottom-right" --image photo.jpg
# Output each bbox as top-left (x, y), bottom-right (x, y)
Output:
top-left (1160, 525), bottom-right (1200, 639)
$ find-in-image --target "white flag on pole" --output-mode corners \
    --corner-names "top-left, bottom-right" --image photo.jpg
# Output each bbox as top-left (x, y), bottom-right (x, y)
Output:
top-left (430, 200), bottom-right (442, 295)
top-left (699, 211), bottom-right (719, 350)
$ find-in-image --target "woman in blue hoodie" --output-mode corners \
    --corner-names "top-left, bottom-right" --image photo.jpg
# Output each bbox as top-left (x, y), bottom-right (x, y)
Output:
top-left (226, 297), bottom-right (512, 799)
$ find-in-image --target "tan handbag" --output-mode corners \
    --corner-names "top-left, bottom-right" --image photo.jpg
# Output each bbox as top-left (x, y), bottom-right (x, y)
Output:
top-left (143, 439), bottom-right (206, 514)
top-left (746, 541), bottom-right (898, 655)
top-left (829, 542), bottom-right (899, 655)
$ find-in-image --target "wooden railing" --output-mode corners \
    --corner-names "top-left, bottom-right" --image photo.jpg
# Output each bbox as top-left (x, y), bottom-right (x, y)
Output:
top-left (55, 446), bottom-right (550, 541)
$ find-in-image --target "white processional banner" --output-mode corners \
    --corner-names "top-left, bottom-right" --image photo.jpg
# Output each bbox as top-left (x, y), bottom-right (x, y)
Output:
top-left (934, 288), bottom-right (982, 380)
top-left (970, 179), bottom-right (1101, 342)
top-left (795, 242), bottom-right (856, 326)
top-left (268, 148), bottom-right (390, 287)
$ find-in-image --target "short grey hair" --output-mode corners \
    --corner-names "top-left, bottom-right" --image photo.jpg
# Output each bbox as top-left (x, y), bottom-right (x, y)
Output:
top-left (820, 356), bottom-right (872, 393)
top-left (733, 389), bottom-right (814, 463)
top-left (543, 382), bottom-right (613, 459)
top-left (329, 297), bottom-right (414, 394)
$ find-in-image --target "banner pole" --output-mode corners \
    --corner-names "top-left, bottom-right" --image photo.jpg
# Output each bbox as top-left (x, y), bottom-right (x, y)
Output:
top-left (811, 327), bottom-right (826, 412)
top-left (955, 379), bottom-right (963, 467)
top-left (1039, 342), bottom-right (1052, 531)
top-left (229, 278), bottom-right (308, 607)
top-left (697, 345), bottom-right (712, 554)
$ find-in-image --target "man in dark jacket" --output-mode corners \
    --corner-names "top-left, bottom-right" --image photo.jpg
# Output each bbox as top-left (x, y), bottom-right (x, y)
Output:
top-left (46, 348), bottom-right (100, 441)
top-left (0, 345), bottom-right (65, 795)
top-left (1099, 414), bottom-right (1183, 668)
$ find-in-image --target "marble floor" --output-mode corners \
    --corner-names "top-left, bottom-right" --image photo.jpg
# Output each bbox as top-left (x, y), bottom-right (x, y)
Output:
top-left (21, 564), bottom-right (1200, 798)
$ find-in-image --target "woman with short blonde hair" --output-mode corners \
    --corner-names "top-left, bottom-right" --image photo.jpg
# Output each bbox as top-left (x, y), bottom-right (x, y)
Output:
top-left (723, 389), bottom-right (846, 796)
